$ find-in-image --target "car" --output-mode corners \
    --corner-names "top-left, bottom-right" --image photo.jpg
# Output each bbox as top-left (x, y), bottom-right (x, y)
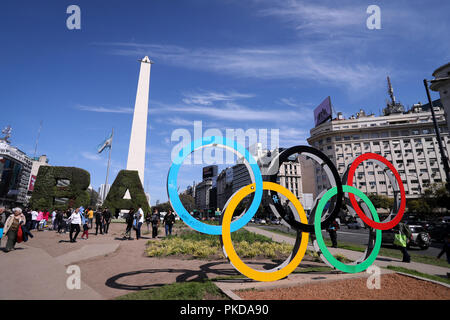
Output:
top-left (259, 219), bottom-right (267, 225)
top-left (270, 218), bottom-right (281, 225)
top-left (428, 223), bottom-right (450, 242)
top-left (382, 224), bottom-right (431, 250)
top-left (347, 222), bottom-right (361, 229)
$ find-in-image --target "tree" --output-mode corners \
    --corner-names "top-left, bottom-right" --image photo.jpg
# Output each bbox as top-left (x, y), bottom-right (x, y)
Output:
top-left (367, 194), bottom-right (394, 210)
top-left (179, 194), bottom-right (195, 213)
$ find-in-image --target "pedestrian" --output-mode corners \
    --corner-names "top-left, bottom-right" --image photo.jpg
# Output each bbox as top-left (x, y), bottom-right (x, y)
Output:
top-left (30, 208), bottom-right (38, 230)
top-left (124, 208), bottom-right (135, 240)
top-left (437, 233), bottom-right (450, 264)
top-left (0, 206), bottom-right (6, 247)
top-left (24, 208), bottom-right (32, 231)
top-left (145, 211), bottom-right (152, 233)
top-left (94, 209), bottom-right (103, 235)
top-left (51, 209), bottom-right (57, 231)
top-left (134, 205), bottom-right (144, 240)
top-left (36, 210), bottom-right (44, 231)
top-left (87, 207), bottom-right (94, 229)
top-left (68, 208), bottom-right (82, 243)
top-left (102, 207), bottom-right (112, 234)
top-left (327, 219), bottom-right (339, 248)
top-left (151, 209), bottom-right (160, 239)
top-left (80, 212), bottom-right (89, 240)
top-left (393, 222), bottom-right (412, 263)
top-left (55, 210), bottom-right (64, 233)
top-left (3, 207), bottom-right (26, 252)
top-left (42, 209), bottom-right (49, 230)
top-left (163, 210), bottom-right (175, 237)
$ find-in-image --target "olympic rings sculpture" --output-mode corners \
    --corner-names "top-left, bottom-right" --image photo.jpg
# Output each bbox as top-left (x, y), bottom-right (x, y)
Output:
top-left (167, 136), bottom-right (405, 282)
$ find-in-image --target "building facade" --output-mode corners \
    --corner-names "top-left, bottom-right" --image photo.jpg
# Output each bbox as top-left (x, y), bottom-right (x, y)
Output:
top-left (430, 62), bottom-right (450, 134)
top-left (307, 103), bottom-right (449, 199)
top-left (0, 141), bottom-right (32, 206)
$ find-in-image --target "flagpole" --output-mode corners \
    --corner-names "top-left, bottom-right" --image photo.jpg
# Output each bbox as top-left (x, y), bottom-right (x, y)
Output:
top-left (104, 128), bottom-right (113, 202)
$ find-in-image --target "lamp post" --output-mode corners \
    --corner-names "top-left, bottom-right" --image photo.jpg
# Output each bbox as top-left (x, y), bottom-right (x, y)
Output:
top-left (423, 78), bottom-right (450, 192)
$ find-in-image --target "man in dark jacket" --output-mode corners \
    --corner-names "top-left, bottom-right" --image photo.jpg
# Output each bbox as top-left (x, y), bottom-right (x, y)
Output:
top-left (151, 209), bottom-right (160, 238)
top-left (94, 209), bottom-right (103, 235)
top-left (163, 210), bottom-right (175, 236)
top-left (102, 208), bottom-right (112, 234)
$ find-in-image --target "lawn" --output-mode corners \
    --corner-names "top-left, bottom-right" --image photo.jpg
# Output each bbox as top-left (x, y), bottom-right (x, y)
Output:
top-left (146, 229), bottom-right (294, 259)
top-left (385, 265), bottom-right (450, 285)
top-left (116, 280), bottom-right (229, 300)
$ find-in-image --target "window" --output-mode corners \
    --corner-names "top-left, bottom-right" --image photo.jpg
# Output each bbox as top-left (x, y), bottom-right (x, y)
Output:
top-left (326, 137), bottom-right (332, 143)
top-left (422, 129), bottom-right (431, 134)
top-left (335, 136), bottom-right (342, 141)
top-left (344, 136), bottom-right (351, 141)
top-left (391, 131), bottom-right (399, 137)
top-left (381, 132), bottom-right (389, 137)
top-left (327, 146), bottom-right (332, 150)
top-left (368, 171), bottom-right (375, 175)
top-left (371, 133), bottom-right (379, 138)
top-left (353, 135), bottom-right (360, 140)
top-left (369, 182), bottom-right (376, 186)
top-left (412, 130), bottom-right (420, 135)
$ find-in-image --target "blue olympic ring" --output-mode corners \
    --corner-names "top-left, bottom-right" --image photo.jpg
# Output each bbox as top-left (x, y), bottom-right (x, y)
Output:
top-left (166, 136), bottom-right (263, 235)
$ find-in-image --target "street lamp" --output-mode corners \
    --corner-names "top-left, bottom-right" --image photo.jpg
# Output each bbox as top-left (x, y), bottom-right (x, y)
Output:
top-left (423, 77), bottom-right (450, 192)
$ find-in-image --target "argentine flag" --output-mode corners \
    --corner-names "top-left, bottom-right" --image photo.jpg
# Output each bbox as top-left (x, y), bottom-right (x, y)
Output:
top-left (97, 131), bottom-right (113, 154)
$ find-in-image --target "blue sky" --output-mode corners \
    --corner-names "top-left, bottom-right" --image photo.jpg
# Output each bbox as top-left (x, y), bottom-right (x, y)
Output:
top-left (1, 0), bottom-right (449, 205)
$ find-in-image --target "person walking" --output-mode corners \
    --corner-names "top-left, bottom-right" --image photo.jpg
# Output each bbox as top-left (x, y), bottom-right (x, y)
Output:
top-left (55, 210), bottom-right (64, 233)
top-left (327, 219), bottom-right (339, 248)
top-left (437, 233), bottom-right (450, 264)
top-left (145, 211), bottom-right (152, 233)
top-left (102, 207), bottom-right (112, 234)
top-left (30, 209), bottom-right (38, 230)
top-left (0, 206), bottom-right (6, 247)
top-left (394, 222), bottom-right (412, 263)
top-left (3, 208), bottom-right (26, 252)
top-left (94, 209), bottom-right (103, 235)
top-left (163, 210), bottom-right (175, 237)
top-left (134, 205), bottom-right (144, 240)
top-left (124, 208), bottom-right (135, 240)
top-left (68, 208), bottom-right (82, 243)
top-left (42, 209), bottom-right (49, 230)
top-left (51, 209), bottom-right (57, 231)
top-left (36, 210), bottom-right (44, 231)
top-left (151, 209), bottom-right (160, 239)
top-left (87, 207), bottom-right (94, 229)
top-left (80, 212), bottom-right (89, 240)
top-left (24, 208), bottom-right (32, 232)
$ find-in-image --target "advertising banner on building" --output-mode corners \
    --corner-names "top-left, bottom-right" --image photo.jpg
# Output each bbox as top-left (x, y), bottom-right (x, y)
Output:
top-left (29, 175), bottom-right (36, 191)
top-left (314, 96), bottom-right (332, 127)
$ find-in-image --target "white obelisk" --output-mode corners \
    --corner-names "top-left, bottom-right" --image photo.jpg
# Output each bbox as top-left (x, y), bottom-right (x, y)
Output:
top-left (126, 56), bottom-right (153, 186)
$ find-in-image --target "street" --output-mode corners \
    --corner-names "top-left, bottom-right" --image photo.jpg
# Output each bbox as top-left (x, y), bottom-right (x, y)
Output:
top-left (258, 223), bottom-right (444, 258)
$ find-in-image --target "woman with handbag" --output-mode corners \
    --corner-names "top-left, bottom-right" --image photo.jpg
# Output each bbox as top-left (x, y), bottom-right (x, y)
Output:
top-left (3, 207), bottom-right (26, 252)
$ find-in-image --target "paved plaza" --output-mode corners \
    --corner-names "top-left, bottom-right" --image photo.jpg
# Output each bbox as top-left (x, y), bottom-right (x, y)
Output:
top-left (0, 223), bottom-right (449, 300)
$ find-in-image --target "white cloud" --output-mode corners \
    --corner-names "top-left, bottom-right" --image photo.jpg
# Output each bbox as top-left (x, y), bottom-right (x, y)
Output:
top-left (152, 100), bottom-right (312, 123)
top-left (101, 42), bottom-right (387, 92)
top-left (76, 105), bottom-right (133, 114)
top-left (182, 91), bottom-right (254, 106)
top-left (81, 151), bottom-right (101, 161)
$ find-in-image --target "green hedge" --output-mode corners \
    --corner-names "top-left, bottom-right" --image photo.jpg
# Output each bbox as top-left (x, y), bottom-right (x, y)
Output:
top-left (29, 166), bottom-right (90, 211)
top-left (103, 170), bottom-right (150, 216)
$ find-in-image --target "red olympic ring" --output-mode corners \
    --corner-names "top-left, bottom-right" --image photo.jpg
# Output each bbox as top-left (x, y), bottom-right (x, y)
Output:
top-left (346, 153), bottom-right (406, 230)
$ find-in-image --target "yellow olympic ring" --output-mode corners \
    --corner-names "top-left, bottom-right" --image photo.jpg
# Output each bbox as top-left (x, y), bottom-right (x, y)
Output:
top-left (221, 181), bottom-right (309, 282)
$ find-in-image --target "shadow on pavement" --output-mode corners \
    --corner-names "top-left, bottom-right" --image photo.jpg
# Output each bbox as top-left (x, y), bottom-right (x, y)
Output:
top-left (104, 260), bottom-right (291, 291)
